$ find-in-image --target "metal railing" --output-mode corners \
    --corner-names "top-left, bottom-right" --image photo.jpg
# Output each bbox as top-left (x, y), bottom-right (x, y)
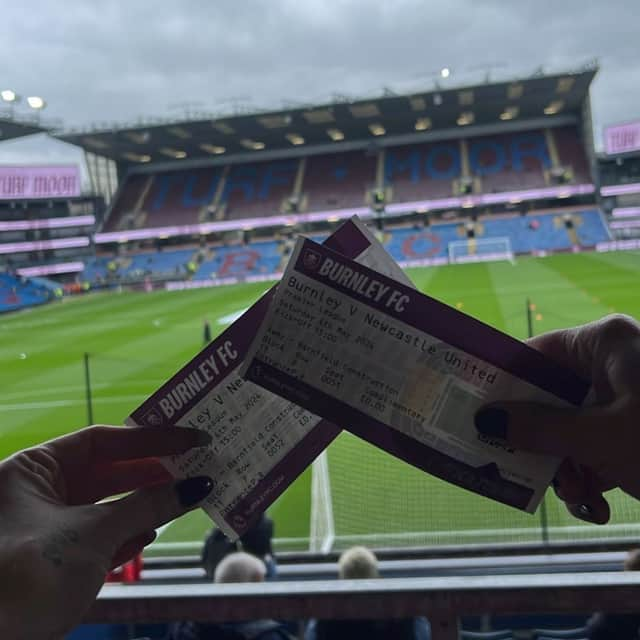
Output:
top-left (87, 572), bottom-right (640, 640)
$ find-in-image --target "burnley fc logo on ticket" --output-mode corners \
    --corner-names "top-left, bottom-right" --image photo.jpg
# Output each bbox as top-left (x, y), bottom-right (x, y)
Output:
top-left (303, 248), bottom-right (322, 271)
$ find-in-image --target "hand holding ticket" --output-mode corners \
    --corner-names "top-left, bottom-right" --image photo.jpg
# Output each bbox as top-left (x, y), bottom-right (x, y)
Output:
top-left (126, 218), bottom-right (414, 539)
top-left (242, 237), bottom-right (590, 513)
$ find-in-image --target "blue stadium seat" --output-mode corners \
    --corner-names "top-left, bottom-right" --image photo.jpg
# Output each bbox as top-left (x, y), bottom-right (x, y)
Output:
top-left (0, 273), bottom-right (52, 313)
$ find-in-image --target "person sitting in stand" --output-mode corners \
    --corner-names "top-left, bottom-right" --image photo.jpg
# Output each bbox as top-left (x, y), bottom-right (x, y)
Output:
top-left (305, 546), bottom-right (431, 640)
top-left (169, 552), bottom-right (294, 640)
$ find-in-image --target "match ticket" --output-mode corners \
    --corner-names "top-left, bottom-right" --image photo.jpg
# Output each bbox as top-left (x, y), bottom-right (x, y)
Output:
top-left (126, 218), bottom-right (414, 539)
top-left (242, 238), bottom-right (590, 513)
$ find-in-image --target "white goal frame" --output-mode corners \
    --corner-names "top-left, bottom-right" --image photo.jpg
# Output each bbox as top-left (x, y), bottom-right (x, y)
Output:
top-left (309, 450), bottom-right (335, 553)
top-left (448, 236), bottom-right (515, 264)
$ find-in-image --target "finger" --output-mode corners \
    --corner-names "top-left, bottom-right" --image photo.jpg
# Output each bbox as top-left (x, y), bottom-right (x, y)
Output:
top-left (97, 476), bottom-right (214, 547)
top-left (553, 462), bottom-right (611, 524)
top-left (566, 492), bottom-right (610, 525)
top-left (553, 460), bottom-right (586, 503)
top-left (474, 402), bottom-right (613, 465)
top-left (45, 425), bottom-right (211, 467)
top-left (110, 530), bottom-right (156, 570)
top-left (68, 459), bottom-right (172, 505)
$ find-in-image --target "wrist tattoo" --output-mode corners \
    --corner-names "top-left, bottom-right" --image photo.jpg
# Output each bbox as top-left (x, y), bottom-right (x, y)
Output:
top-left (41, 528), bottom-right (80, 567)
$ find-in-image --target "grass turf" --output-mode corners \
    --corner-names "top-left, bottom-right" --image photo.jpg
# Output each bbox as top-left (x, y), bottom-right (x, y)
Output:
top-left (1, 251), bottom-right (639, 552)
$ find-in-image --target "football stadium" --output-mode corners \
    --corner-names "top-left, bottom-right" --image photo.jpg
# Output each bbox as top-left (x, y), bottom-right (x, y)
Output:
top-left (2, 50), bottom-right (640, 638)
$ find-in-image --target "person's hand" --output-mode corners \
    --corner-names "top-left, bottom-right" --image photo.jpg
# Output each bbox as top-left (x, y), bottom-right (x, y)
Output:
top-left (0, 425), bottom-right (213, 640)
top-left (474, 314), bottom-right (640, 524)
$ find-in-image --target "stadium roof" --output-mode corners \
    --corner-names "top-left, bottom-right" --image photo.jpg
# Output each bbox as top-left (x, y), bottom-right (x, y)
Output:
top-left (0, 117), bottom-right (47, 141)
top-left (56, 68), bottom-right (597, 167)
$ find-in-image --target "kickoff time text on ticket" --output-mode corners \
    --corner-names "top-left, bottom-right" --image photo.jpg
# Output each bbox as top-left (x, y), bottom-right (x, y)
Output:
top-left (243, 237), bottom-right (590, 513)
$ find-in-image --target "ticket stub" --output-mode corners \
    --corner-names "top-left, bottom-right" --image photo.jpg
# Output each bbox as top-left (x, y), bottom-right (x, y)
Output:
top-left (126, 217), bottom-right (414, 539)
top-left (242, 238), bottom-right (590, 513)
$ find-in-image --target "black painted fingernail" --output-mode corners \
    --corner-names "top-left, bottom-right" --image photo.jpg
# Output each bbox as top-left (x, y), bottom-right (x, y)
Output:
top-left (570, 503), bottom-right (596, 523)
top-left (176, 476), bottom-right (214, 507)
top-left (552, 477), bottom-right (560, 489)
top-left (474, 407), bottom-right (508, 439)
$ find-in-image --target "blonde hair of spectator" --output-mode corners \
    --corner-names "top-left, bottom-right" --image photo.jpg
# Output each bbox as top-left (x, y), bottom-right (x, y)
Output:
top-left (338, 546), bottom-right (379, 579)
top-left (214, 551), bottom-right (266, 584)
top-left (624, 549), bottom-right (640, 571)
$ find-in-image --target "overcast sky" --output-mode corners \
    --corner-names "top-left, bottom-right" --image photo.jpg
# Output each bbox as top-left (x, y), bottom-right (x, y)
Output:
top-left (1, 0), bottom-right (639, 164)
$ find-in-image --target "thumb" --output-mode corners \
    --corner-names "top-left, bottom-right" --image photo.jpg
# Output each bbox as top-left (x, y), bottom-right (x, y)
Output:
top-left (97, 475), bottom-right (213, 549)
top-left (474, 403), bottom-right (612, 466)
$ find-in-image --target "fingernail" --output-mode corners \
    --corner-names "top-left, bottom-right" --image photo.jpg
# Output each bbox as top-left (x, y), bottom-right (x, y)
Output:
top-left (551, 477), bottom-right (560, 489)
top-left (176, 476), bottom-right (214, 507)
top-left (570, 503), bottom-right (597, 523)
top-left (195, 431), bottom-right (212, 446)
top-left (474, 407), bottom-right (508, 439)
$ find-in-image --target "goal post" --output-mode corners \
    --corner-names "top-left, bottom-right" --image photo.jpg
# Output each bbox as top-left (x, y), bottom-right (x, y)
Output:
top-left (309, 450), bottom-right (335, 553)
top-left (448, 236), bottom-right (514, 264)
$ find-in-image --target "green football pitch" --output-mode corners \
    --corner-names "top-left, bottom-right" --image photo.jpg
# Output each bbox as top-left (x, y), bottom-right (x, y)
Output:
top-left (1, 251), bottom-right (639, 554)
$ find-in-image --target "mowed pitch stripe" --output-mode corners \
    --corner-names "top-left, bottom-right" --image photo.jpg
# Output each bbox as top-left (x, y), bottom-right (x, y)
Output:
top-left (0, 395), bottom-right (148, 411)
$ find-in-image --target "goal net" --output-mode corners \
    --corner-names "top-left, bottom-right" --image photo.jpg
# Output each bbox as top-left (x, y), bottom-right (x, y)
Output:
top-left (310, 431), bottom-right (640, 553)
top-left (448, 236), bottom-right (514, 264)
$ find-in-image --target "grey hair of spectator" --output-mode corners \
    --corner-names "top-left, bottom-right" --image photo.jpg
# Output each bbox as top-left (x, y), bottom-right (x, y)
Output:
top-left (338, 546), bottom-right (379, 579)
top-left (214, 551), bottom-right (267, 584)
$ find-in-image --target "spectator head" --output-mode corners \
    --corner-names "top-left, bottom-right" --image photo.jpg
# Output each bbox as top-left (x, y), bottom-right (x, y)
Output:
top-left (338, 546), bottom-right (379, 580)
top-left (214, 551), bottom-right (266, 584)
top-left (624, 549), bottom-right (640, 571)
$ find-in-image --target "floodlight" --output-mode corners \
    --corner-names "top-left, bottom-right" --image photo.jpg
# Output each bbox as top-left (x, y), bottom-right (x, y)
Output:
top-left (26, 96), bottom-right (46, 109)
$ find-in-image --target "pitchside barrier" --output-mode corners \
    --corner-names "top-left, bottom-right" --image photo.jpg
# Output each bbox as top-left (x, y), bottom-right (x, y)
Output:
top-left (86, 573), bottom-right (640, 640)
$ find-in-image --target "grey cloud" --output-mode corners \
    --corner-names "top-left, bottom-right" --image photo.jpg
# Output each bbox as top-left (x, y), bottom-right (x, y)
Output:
top-left (0, 0), bottom-right (637, 146)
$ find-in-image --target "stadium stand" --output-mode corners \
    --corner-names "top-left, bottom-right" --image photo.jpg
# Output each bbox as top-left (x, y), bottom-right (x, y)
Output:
top-left (223, 159), bottom-right (298, 220)
top-left (82, 247), bottom-right (195, 282)
top-left (552, 126), bottom-right (591, 184)
top-left (101, 127), bottom-right (592, 231)
top-left (80, 208), bottom-right (610, 285)
top-left (304, 150), bottom-right (377, 212)
top-left (471, 131), bottom-right (550, 193)
top-left (193, 240), bottom-right (282, 280)
top-left (385, 140), bottom-right (460, 202)
top-left (0, 272), bottom-right (53, 312)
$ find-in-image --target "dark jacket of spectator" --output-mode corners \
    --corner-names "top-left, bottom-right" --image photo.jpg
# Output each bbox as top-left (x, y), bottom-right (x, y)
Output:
top-left (305, 618), bottom-right (430, 640)
top-left (168, 619), bottom-right (293, 640)
top-left (585, 612), bottom-right (640, 640)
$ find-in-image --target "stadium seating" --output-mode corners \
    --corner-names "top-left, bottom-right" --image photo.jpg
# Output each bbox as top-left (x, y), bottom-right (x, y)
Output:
top-left (81, 209), bottom-right (610, 285)
top-left (471, 131), bottom-right (549, 193)
top-left (83, 248), bottom-right (195, 282)
top-left (105, 173), bottom-right (150, 231)
top-left (553, 126), bottom-right (591, 184)
top-left (142, 167), bottom-right (221, 227)
top-left (224, 160), bottom-right (298, 220)
top-left (192, 240), bottom-right (282, 280)
top-left (0, 272), bottom-right (53, 312)
top-left (384, 209), bottom-right (609, 262)
top-left (103, 128), bottom-right (593, 231)
top-left (385, 140), bottom-right (459, 202)
top-left (304, 150), bottom-right (377, 212)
